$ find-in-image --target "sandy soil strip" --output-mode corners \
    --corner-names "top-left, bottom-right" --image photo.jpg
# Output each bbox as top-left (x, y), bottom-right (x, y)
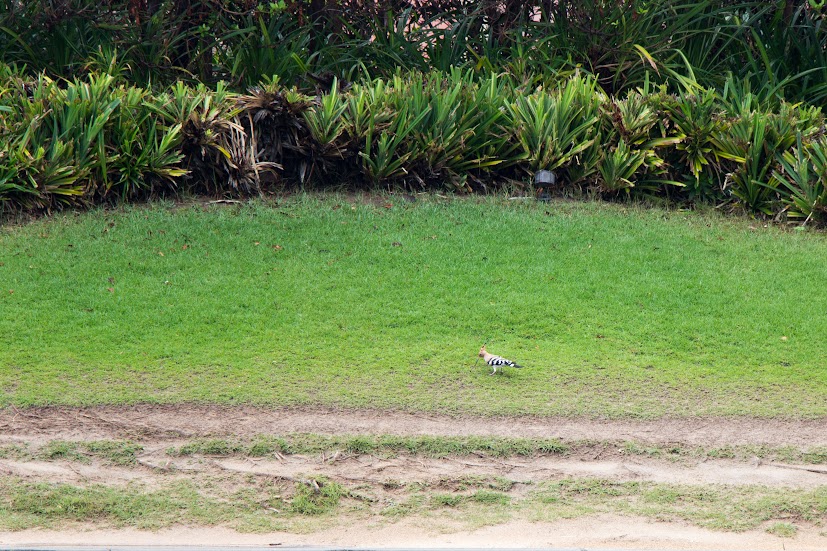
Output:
top-left (1, 517), bottom-right (826, 551)
top-left (2, 404), bottom-right (826, 447)
top-left (2, 446), bottom-right (826, 490)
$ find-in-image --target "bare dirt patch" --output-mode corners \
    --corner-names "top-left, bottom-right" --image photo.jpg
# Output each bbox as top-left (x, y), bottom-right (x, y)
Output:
top-left (1, 405), bottom-right (827, 550)
top-left (2, 404), bottom-right (826, 490)
top-left (3, 442), bottom-right (825, 491)
top-left (2, 518), bottom-right (827, 551)
top-left (3, 404), bottom-right (827, 447)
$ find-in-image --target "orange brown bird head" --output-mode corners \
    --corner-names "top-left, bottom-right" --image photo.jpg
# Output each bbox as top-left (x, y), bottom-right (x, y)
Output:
top-left (478, 344), bottom-right (487, 358)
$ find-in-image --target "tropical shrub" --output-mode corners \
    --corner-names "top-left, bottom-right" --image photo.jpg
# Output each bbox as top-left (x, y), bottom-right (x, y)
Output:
top-left (2, 64), bottom-right (827, 227)
top-left (598, 90), bottom-right (682, 194)
top-left (505, 75), bottom-right (603, 182)
top-left (0, 69), bottom-right (188, 208)
top-left (774, 135), bottom-right (827, 224)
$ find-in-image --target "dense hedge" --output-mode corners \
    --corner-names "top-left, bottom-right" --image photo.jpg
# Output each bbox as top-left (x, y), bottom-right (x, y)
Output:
top-left (3, 1), bottom-right (827, 105)
top-left (2, 64), bottom-right (827, 224)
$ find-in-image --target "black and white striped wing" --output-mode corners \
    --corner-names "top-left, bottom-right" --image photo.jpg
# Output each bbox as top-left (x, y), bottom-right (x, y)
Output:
top-left (486, 356), bottom-right (515, 367)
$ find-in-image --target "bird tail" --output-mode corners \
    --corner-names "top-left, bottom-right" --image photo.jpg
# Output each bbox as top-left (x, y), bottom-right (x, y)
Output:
top-left (511, 362), bottom-right (523, 368)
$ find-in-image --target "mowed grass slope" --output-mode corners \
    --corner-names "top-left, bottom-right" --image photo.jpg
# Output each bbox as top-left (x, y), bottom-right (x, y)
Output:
top-left (2, 196), bottom-right (826, 417)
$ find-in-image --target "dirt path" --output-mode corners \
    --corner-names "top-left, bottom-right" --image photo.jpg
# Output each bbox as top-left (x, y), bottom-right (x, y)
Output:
top-left (4, 441), bottom-right (826, 490)
top-left (3, 404), bottom-right (827, 447)
top-left (3, 518), bottom-right (827, 551)
top-left (2, 405), bottom-right (827, 550)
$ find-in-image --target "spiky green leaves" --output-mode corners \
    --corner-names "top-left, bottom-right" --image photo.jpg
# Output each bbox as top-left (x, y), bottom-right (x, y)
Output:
top-left (0, 72), bottom-right (188, 208)
top-left (3, 66), bottom-right (827, 224)
top-left (506, 76), bottom-right (602, 177)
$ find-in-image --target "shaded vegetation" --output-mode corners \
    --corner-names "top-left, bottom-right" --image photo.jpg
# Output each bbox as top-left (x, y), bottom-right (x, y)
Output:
top-left (3, 1), bottom-right (827, 105)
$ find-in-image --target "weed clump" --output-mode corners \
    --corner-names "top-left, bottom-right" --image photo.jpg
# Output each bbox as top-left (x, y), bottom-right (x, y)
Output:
top-left (766, 522), bottom-right (798, 537)
top-left (290, 478), bottom-right (344, 515)
top-left (173, 439), bottom-right (244, 456)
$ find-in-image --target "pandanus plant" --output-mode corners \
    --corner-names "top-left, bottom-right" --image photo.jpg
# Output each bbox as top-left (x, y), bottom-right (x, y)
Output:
top-left (236, 77), bottom-right (313, 185)
top-left (505, 75), bottom-right (603, 183)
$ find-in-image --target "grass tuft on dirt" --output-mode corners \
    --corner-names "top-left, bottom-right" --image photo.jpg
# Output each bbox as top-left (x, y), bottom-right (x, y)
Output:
top-left (181, 434), bottom-right (570, 458)
top-left (532, 479), bottom-right (827, 532)
top-left (163, 434), bottom-right (827, 465)
top-left (11, 434), bottom-right (827, 466)
top-left (1, 475), bottom-right (825, 535)
top-left (290, 478), bottom-right (345, 515)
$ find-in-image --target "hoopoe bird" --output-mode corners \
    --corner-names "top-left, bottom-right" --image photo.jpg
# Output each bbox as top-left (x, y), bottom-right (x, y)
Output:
top-left (478, 345), bottom-right (523, 375)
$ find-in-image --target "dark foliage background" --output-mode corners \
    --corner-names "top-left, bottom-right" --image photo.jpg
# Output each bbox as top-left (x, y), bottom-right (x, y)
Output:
top-left (3, 1), bottom-right (826, 103)
top-left (2, 1), bottom-right (827, 223)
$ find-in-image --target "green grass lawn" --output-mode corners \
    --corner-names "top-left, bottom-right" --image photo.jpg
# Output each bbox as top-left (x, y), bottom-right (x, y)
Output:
top-left (2, 195), bottom-right (826, 417)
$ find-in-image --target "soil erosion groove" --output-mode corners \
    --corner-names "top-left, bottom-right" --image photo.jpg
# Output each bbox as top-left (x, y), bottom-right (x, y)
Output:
top-left (2, 404), bottom-right (827, 447)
